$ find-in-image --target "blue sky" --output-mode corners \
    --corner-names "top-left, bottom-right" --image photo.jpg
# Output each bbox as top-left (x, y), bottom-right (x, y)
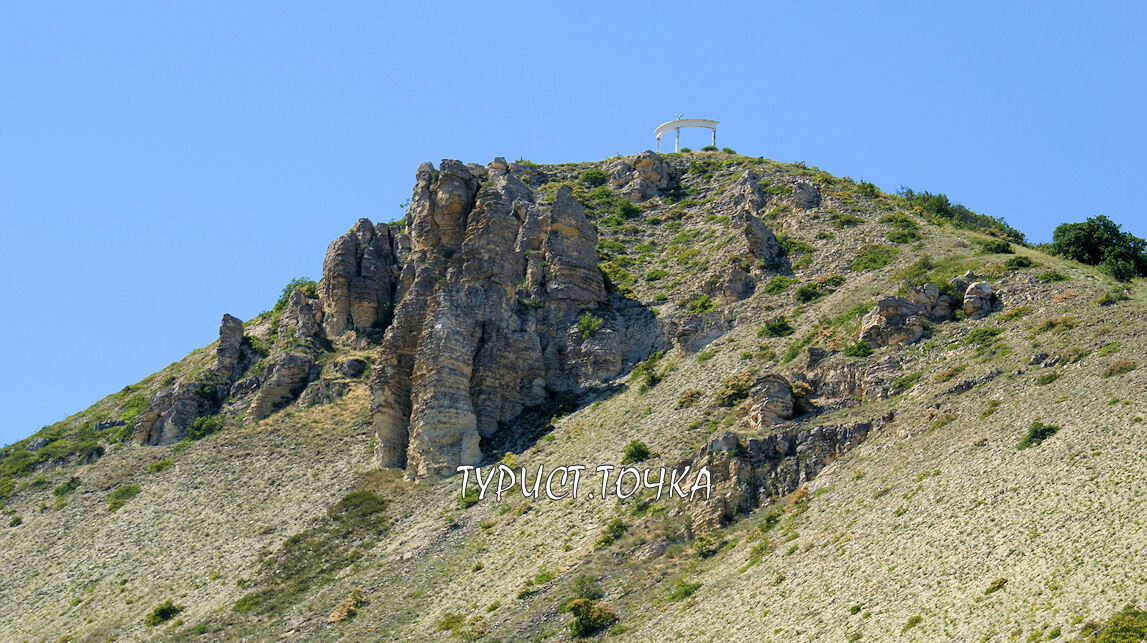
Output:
top-left (1, 2), bottom-right (1143, 446)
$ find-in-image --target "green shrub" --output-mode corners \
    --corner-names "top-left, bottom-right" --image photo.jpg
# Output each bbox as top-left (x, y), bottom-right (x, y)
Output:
top-left (684, 294), bottom-right (717, 315)
top-left (1098, 287), bottom-right (1130, 306)
top-left (888, 228), bottom-right (922, 243)
top-left (187, 415), bottom-right (223, 441)
top-left (1079, 604), bottom-right (1147, 642)
top-left (1017, 421), bottom-right (1060, 450)
top-left (577, 312), bottom-right (603, 339)
top-left (1036, 316), bottom-right (1077, 333)
top-left (858, 181), bottom-right (880, 197)
top-left (667, 579), bottom-right (702, 602)
top-left (714, 372), bottom-right (753, 407)
top-left (679, 146), bottom-right (692, 153)
top-left (566, 599), bottom-right (617, 637)
top-left (700, 145), bottom-right (718, 151)
top-left (594, 518), bottom-right (628, 549)
top-left (621, 440), bottom-right (651, 465)
top-left (676, 389), bottom-right (702, 408)
top-left (631, 351), bottom-right (666, 391)
top-left (899, 188), bottom-right (1024, 242)
top-left (645, 269), bottom-right (668, 281)
top-left (458, 488), bottom-right (480, 510)
top-left (758, 317), bottom-right (794, 338)
top-left (721, 147), bottom-right (736, 154)
top-left (617, 199), bottom-right (641, 219)
top-left (902, 615), bottom-right (923, 633)
top-left (1049, 215), bottom-right (1147, 282)
top-left (696, 350), bottom-right (716, 364)
top-left (964, 327), bottom-right (1003, 346)
top-left (829, 212), bottom-right (864, 228)
top-left (274, 277), bottom-right (318, 312)
top-left (107, 484), bottom-right (141, 512)
top-left (763, 275), bottom-right (795, 294)
top-left (148, 459), bottom-right (173, 474)
top-left (795, 283), bottom-right (824, 303)
top-left (1102, 360), bottom-right (1136, 378)
top-left (777, 234), bottom-right (815, 256)
top-left (1004, 255), bottom-right (1033, 269)
top-left (1035, 372), bottom-right (1061, 386)
top-left (119, 393), bottom-right (150, 422)
top-left (145, 600), bottom-right (183, 626)
top-left (978, 238), bottom-right (1013, 254)
top-left (578, 168), bottom-right (608, 187)
top-left (52, 476), bottom-right (80, 498)
top-left (842, 341), bottom-right (873, 358)
top-left (851, 245), bottom-right (900, 271)
top-left (9, 516), bottom-right (22, 527)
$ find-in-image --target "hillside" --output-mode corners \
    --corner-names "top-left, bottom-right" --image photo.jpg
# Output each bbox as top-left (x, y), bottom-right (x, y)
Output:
top-left (1, 149), bottom-right (1145, 642)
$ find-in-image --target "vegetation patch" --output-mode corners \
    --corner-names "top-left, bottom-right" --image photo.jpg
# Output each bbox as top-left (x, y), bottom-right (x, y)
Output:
top-left (107, 484), bottom-right (141, 512)
top-left (232, 491), bottom-right (390, 614)
top-left (763, 275), bottom-right (795, 294)
top-left (667, 579), bottom-right (702, 602)
top-left (684, 294), bottom-right (717, 315)
top-left (714, 372), bottom-right (753, 407)
top-left (577, 312), bottom-right (603, 339)
top-left (145, 600), bottom-right (183, 626)
top-left (1101, 360), bottom-right (1136, 378)
top-left (620, 440), bottom-right (651, 465)
top-left (1017, 421), bottom-right (1060, 450)
top-left (851, 245), bottom-right (899, 271)
top-left (842, 341), bottom-right (873, 358)
top-left (1049, 215), bottom-right (1147, 281)
top-left (758, 317), bottom-right (795, 338)
top-left (1098, 287), bottom-right (1130, 306)
top-left (53, 476), bottom-right (81, 498)
top-left (567, 599), bottom-right (617, 638)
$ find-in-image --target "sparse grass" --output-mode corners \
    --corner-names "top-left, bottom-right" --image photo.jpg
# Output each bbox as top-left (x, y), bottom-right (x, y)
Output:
top-left (1037, 270), bottom-right (1069, 282)
top-left (902, 615), bottom-right (923, 633)
top-left (1036, 316), bottom-right (1078, 333)
top-left (685, 295), bottom-right (717, 315)
top-left (594, 518), bottom-right (628, 549)
top-left (935, 365), bottom-right (966, 382)
top-left (1000, 305), bottom-right (1033, 321)
top-left (232, 491), bottom-right (389, 614)
top-left (676, 389), bottom-right (702, 408)
top-left (965, 327), bottom-right (1003, 346)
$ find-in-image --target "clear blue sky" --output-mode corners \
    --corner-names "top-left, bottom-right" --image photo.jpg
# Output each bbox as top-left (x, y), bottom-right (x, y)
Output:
top-left (1, 2), bottom-right (1144, 446)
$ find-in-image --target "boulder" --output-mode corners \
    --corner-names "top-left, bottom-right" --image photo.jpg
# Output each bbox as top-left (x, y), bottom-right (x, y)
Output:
top-left (216, 314), bottom-right (245, 381)
top-left (963, 281), bottom-right (998, 319)
top-left (245, 354), bottom-right (317, 421)
top-left (745, 374), bottom-right (794, 428)
top-left (792, 181), bottom-right (820, 208)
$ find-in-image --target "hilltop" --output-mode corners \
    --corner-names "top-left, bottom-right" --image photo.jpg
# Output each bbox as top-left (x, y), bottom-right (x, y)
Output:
top-left (1, 149), bottom-right (1144, 641)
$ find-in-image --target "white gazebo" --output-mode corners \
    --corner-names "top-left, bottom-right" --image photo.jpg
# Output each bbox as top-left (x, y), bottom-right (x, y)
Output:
top-left (655, 118), bottom-right (719, 153)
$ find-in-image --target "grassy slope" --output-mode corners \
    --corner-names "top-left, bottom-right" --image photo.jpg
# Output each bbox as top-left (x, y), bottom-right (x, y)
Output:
top-left (0, 151), bottom-right (1143, 641)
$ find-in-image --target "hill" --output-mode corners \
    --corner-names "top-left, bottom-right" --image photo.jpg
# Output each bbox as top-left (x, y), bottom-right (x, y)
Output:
top-left (1, 150), bottom-right (1144, 641)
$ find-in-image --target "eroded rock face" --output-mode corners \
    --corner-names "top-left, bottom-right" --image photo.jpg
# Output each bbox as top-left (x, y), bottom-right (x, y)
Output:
top-left (725, 171), bottom-right (786, 271)
top-left (216, 314), bottom-right (245, 381)
top-left (371, 160), bottom-right (664, 480)
top-left (685, 411), bottom-right (895, 533)
top-left (806, 354), bottom-right (901, 400)
top-left (246, 354), bottom-right (318, 421)
top-left (745, 374), bottom-right (794, 428)
top-left (320, 218), bottom-right (402, 336)
top-left (791, 181), bottom-right (820, 209)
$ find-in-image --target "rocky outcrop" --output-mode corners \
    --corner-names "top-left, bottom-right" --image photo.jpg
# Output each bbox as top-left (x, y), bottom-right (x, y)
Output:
top-left (216, 314), bottom-right (245, 381)
top-left (372, 159), bottom-right (668, 480)
top-left (606, 151), bottom-right (675, 203)
top-left (135, 314), bottom-right (248, 445)
top-left (686, 411), bottom-right (896, 532)
top-left (246, 354), bottom-right (318, 420)
top-left (805, 353), bottom-right (901, 400)
top-left (319, 218), bottom-right (403, 336)
top-left (791, 180), bottom-right (820, 209)
top-left (281, 287), bottom-right (322, 341)
top-left (724, 171), bottom-right (786, 271)
top-left (745, 374), bottom-right (794, 428)
top-left (857, 296), bottom-right (931, 347)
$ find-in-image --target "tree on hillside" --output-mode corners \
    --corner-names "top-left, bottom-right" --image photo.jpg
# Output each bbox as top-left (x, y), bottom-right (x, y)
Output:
top-left (1049, 215), bottom-right (1147, 282)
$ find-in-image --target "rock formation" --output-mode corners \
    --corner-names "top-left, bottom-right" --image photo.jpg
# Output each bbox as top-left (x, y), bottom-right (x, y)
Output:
top-left (371, 159), bottom-right (667, 479)
top-left (319, 218), bottom-right (403, 336)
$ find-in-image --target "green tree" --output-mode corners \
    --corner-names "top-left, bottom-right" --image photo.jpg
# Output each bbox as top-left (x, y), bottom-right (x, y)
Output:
top-left (1049, 215), bottom-right (1147, 282)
